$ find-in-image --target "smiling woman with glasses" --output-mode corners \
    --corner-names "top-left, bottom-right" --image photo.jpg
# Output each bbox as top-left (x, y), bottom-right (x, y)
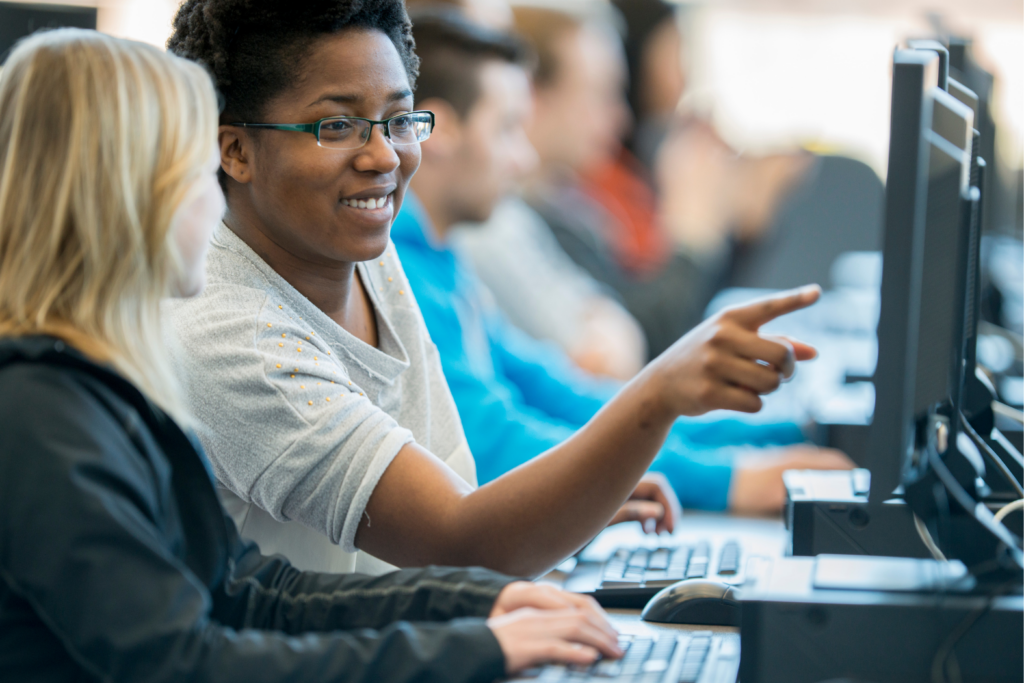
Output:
top-left (166, 2), bottom-right (822, 665)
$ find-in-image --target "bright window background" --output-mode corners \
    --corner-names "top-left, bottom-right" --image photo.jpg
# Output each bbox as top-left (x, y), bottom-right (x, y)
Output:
top-left (15, 0), bottom-right (1024, 179)
top-left (14, 0), bottom-right (180, 49)
top-left (677, 0), bottom-right (1023, 179)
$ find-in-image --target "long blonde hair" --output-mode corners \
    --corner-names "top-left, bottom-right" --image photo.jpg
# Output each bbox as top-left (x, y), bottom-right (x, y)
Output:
top-left (0, 29), bottom-right (219, 423)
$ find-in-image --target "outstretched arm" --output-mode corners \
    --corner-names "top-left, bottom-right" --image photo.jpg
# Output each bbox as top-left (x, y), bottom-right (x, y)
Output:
top-left (357, 287), bottom-right (823, 576)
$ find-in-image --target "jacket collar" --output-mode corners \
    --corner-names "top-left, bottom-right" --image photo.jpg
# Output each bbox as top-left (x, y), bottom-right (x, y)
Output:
top-left (0, 334), bottom-right (135, 396)
top-left (0, 334), bottom-right (230, 587)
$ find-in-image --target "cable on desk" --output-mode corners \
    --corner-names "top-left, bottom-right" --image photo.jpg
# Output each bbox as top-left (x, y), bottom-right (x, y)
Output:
top-left (991, 401), bottom-right (1024, 425)
top-left (914, 513), bottom-right (947, 562)
top-left (929, 580), bottom-right (1017, 683)
top-left (993, 498), bottom-right (1024, 524)
top-left (960, 414), bottom-right (1024, 498)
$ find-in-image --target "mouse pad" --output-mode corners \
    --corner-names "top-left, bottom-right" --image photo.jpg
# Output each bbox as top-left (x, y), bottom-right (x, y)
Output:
top-left (812, 555), bottom-right (971, 592)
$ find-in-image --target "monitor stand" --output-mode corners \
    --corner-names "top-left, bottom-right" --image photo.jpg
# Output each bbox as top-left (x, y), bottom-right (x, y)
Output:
top-left (783, 469), bottom-right (932, 558)
top-left (739, 554), bottom-right (1024, 683)
top-left (785, 433), bottom-right (1023, 559)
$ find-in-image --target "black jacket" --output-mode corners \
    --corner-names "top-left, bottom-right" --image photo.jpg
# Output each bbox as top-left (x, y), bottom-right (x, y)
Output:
top-left (0, 336), bottom-right (512, 683)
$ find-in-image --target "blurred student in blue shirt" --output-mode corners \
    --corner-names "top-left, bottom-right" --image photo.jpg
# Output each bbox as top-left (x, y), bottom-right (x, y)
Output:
top-left (395, 10), bottom-right (851, 513)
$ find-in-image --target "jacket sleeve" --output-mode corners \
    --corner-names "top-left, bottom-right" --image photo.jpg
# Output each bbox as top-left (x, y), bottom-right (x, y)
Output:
top-left (0, 366), bottom-right (507, 683)
top-left (215, 528), bottom-right (515, 633)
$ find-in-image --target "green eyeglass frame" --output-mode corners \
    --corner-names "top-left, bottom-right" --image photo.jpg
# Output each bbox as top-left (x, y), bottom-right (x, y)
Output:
top-left (230, 110), bottom-right (435, 150)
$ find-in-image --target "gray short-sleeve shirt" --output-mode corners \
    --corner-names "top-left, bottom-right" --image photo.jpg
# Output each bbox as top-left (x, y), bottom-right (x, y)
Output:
top-left (165, 224), bottom-right (476, 574)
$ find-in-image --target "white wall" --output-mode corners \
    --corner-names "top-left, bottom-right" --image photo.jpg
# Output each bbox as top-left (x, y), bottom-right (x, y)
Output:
top-left (679, 2), bottom-right (1023, 176)
top-left (12, 0), bottom-right (1024, 174)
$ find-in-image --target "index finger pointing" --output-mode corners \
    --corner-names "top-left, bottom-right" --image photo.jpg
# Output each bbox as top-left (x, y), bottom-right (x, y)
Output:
top-left (723, 285), bottom-right (821, 330)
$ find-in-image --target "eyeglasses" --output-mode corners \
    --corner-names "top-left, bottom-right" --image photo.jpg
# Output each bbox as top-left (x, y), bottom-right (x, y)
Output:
top-left (230, 111), bottom-right (435, 150)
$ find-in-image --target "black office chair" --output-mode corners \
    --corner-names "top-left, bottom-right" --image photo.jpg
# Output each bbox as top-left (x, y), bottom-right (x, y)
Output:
top-left (726, 154), bottom-right (885, 290)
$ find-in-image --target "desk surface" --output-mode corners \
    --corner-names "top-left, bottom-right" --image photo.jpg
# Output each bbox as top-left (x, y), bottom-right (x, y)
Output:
top-left (607, 609), bottom-right (737, 636)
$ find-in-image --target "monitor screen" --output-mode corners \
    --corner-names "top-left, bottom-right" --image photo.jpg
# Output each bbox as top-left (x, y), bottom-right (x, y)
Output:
top-left (866, 49), bottom-right (940, 505)
top-left (0, 4), bottom-right (96, 62)
top-left (947, 78), bottom-right (986, 386)
top-left (906, 88), bottom-right (973, 423)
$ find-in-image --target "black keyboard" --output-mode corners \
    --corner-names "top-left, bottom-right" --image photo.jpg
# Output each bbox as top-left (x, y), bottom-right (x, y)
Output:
top-left (506, 631), bottom-right (740, 683)
top-left (600, 541), bottom-right (742, 589)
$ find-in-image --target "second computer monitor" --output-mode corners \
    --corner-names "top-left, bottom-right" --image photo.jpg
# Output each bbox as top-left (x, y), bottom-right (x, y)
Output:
top-left (866, 49), bottom-right (940, 505)
top-left (904, 87), bottom-right (974, 429)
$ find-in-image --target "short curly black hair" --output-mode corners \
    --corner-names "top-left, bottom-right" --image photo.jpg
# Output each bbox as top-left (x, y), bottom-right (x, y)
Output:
top-left (168, 0), bottom-right (419, 122)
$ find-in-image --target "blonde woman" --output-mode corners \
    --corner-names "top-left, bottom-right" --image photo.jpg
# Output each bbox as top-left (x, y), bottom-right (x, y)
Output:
top-left (0, 29), bottom-right (626, 682)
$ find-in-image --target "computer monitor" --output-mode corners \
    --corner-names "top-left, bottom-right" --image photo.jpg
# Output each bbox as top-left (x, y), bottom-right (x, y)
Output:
top-left (899, 88), bottom-right (1022, 575)
top-left (868, 55), bottom-right (986, 507)
top-left (944, 77), bottom-right (1023, 497)
top-left (947, 78), bottom-right (990, 419)
top-left (903, 87), bottom-right (973, 439)
top-left (907, 39), bottom-right (949, 91)
top-left (0, 4), bottom-right (96, 62)
top-left (947, 36), bottom-right (999, 237)
top-left (865, 49), bottom-right (940, 507)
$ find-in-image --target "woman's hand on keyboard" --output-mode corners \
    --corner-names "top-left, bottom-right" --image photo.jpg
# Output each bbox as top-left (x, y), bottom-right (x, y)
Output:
top-left (490, 582), bottom-right (608, 620)
top-left (488, 606), bottom-right (623, 673)
top-left (488, 582), bottom-right (622, 673)
top-left (607, 473), bottom-right (681, 534)
top-left (645, 285), bottom-right (821, 417)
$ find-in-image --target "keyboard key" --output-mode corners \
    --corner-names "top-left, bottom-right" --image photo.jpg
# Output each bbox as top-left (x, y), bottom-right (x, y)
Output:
top-left (647, 548), bottom-right (671, 570)
top-left (718, 634), bottom-right (740, 658)
top-left (668, 556), bottom-right (689, 570)
top-left (627, 549), bottom-right (650, 568)
top-left (647, 636), bottom-right (677, 667)
top-left (643, 578), bottom-right (678, 588)
top-left (677, 634), bottom-right (713, 683)
top-left (718, 541), bottom-right (741, 575)
top-left (536, 664), bottom-right (567, 681)
top-left (678, 665), bottom-right (703, 683)
top-left (685, 561), bottom-right (708, 579)
top-left (626, 637), bottom-right (653, 657)
top-left (591, 658), bottom-right (622, 678)
top-left (641, 659), bottom-right (669, 673)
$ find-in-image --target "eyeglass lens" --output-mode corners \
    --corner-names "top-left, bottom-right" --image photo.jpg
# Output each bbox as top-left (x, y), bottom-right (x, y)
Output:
top-left (317, 113), bottom-right (432, 149)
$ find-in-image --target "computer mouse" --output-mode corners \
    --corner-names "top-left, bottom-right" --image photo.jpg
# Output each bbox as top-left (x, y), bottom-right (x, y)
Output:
top-left (640, 578), bottom-right (740, 626)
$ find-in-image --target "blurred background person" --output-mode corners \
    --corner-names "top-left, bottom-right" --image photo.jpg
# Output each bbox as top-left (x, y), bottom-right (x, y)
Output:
top-left (395, 9), bottom-right (853, 515)
top-left (457, 1), bottom-right (812, 366)
top-left (409, 0), bottom-right (648, 381)
top-left (407, 0), bottom-right (513, 28)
